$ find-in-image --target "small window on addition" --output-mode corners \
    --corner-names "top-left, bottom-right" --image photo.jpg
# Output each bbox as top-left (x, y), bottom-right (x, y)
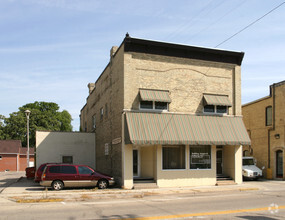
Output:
top-left (0, 155), bottom-right (2, 160)
top-left (62, 156), bottom-right (73, 164)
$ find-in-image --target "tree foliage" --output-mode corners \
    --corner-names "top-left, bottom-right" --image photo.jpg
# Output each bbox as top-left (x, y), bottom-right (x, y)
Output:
top-left (0, 102), bottom-right (72, 147)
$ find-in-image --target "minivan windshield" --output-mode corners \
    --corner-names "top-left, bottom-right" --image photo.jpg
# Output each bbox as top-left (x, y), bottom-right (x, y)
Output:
top-left (243, 158), bottom-right (254, 166)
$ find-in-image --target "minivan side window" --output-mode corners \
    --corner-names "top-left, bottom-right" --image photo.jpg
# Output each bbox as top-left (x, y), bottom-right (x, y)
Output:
top-left (49, 166), bottom-right (61, 173)
top-left (78, 166), bottom-right (93, 175)
top-left (61, 166), bottom-right (77, 174)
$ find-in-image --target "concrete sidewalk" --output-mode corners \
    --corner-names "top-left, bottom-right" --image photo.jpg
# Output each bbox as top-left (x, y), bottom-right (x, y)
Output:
top-left (0, 171), bottom-right (25, 193)
top-left (0, 174), bottom-right (265, 203)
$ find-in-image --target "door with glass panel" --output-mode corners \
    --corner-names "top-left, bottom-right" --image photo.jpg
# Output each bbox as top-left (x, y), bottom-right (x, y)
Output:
top-left (216, 149), bottom-right (223, 175)
top-left (133, 149), bottom-right (139, 178)
top-left (276, 150), bottom-right (283, 178)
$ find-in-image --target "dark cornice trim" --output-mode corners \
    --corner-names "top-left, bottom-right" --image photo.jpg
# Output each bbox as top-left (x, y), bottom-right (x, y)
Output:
top-left (123, 36), bottom-right (244, 65)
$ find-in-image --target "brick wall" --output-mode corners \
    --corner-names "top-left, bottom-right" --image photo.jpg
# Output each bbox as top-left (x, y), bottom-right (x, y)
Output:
top-left (242, 82), bottom-right (285, 179)
top-left (0, 154), bottom-right (17, 171)
top-left (124, 52), bottom-right (241, 116)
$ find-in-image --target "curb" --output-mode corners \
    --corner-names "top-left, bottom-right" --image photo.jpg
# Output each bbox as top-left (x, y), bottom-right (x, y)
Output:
top-left (4, 185), bottom-right (260, 203)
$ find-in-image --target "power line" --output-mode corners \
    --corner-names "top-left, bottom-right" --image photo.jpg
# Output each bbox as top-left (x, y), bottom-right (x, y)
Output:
top-left (188, 0), bottom-right (247, 43)
top-left (165, 0), bottom-right (226, 41)
top-left (215, 1), bottom-right (285, 48)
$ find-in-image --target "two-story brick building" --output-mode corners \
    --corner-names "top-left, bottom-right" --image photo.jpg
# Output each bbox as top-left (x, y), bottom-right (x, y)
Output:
top-left (243, 81), bottom-right (285, 179)
top-left (80, 35), bottom-right (250, 189)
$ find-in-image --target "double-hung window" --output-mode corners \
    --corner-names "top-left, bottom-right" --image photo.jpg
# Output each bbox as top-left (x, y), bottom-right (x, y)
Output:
top-left (139, 89), bottom-right (171, 112)
top-left (140, 101), bottom-right (169, 111)
top-left (203, 94), bottom-right (231, 115)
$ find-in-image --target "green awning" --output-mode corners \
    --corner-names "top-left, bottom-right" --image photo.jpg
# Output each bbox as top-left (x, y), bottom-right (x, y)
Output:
top-left (140, 89), bottom-right (171, 103)
top-left (125, 112), bottom-right (250, 146)
top-left (203, 94), bottom-right (232, 106)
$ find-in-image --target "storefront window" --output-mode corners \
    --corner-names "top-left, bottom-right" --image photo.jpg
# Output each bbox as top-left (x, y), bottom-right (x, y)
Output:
top-left (190, 146), bottom-right (211, 169)
top-left (163, 145), bottom-right (185, 169)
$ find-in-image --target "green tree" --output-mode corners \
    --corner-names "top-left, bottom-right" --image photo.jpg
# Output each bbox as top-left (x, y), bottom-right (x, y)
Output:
top-left (1, 102), bottom-right (72, 147)
top-left (0, 115), bottom-right (6, 139)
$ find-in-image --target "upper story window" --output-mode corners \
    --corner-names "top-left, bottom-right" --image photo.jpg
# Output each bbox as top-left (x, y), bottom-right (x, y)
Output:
top-left (92, 115), bottom-right (96, 129)
top-left (266, 106), bottom-right (272, 126)
top-left (139, 89), bottom-right (171, 112)
top-left (140, 101), bottom-right (153, 109)
top-left (204, 105), bottom-right (228, 114)
top-left (100, 107), bottom-right (104, 121)
top-left (203, 94), bottom-right (231, 115)
top-left (140, 101), bottom-right (169, 111)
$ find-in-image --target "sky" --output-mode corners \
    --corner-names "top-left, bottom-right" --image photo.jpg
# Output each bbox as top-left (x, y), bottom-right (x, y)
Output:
top-left (0, 0), bottom-right (284, 131)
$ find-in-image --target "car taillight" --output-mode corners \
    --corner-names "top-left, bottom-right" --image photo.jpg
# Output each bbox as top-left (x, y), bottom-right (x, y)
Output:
top-left (42, 173), bottom-right (46, 180)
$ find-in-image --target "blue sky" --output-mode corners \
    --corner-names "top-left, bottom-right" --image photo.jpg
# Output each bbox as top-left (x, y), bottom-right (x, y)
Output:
top-left (0, 0), bottom-right (284, 131)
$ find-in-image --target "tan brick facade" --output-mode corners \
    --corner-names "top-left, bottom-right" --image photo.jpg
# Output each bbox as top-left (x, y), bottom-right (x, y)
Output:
top-left (242, 81), bottom-right (285, 179)
top-left (124, 52), bottom-right (242, 115)
top-left (80, 36), bottom-right (246, 187)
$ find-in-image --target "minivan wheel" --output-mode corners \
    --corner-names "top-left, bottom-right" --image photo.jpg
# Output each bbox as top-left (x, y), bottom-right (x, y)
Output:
top-left (52, 180), bottom-right (64, 190)
top-left (98, 179), bottom-right (108, 189)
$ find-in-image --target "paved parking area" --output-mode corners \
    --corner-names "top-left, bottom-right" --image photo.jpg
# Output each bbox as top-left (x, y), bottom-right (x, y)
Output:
top-left (0, 172), bottom-right (284, 204)
top-left (0, 171), bottom-right (25, 193)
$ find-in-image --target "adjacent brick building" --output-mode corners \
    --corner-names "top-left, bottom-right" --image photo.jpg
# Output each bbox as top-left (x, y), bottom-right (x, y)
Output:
top-left (80, 35), bottom-right (250, 188)
top-left (242, 80), bottom-right (285, 179)
top-left (0, 140), bottom-right (34, 172)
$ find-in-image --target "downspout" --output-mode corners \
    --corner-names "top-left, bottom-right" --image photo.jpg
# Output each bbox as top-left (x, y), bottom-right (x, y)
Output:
top-left (121, 111), bottom-right (126, 188)
top-left (268, 84), bottom-right (276, 177)
top-left (232, 67), bottom-right (236, 116)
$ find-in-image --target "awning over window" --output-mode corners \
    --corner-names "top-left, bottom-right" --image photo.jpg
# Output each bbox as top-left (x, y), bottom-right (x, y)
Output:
top-left (125, 112), bottom-right (250, 146)
top-left (203, 94), bottom-right (232, 106)
top-left (139, 89), bottom-right (171, 103)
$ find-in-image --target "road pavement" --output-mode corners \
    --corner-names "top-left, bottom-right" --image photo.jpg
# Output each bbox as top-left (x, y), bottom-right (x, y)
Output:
top-left (0, 172), bottom-right (285, 219)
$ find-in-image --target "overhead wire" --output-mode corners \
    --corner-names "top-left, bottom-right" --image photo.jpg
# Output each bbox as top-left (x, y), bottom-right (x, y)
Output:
top-left (164, 0), bottom-right (226, 41)
top-left (215, 1), bottom-right (285, 48)
top-left (187, 0), bottom-right (247, 43)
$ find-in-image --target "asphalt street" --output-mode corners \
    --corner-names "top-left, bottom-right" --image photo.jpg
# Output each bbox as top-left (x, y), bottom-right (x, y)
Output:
top-left (0, 172), bottom-right (285, 220)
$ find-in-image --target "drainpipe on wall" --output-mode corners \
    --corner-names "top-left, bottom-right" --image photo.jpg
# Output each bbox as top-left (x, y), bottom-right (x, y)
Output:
top-left (121, 111), bottom-right (126, 188)
top-left (267, 83), bottom-right (276, 179)
top-left (233, 67), bottom-right (236, 116)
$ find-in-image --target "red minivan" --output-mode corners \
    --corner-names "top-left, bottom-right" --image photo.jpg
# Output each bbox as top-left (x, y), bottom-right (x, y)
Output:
top-left (40, 164), bottom-right (115, 190)
top-left (35, 163), bottom-right (56, 183)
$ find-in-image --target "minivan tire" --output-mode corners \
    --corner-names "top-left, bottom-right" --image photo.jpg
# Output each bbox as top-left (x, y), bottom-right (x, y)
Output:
top-left (98, 179), bottom-right (108, 189)
top-left (52, 180), bottom-right (64, 190)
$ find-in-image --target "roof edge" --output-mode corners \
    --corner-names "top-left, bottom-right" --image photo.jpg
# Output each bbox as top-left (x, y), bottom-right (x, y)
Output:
top-left (123, 35), bottom-right (244, 65)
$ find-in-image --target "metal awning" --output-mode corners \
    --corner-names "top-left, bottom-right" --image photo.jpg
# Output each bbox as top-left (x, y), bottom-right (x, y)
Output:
top-left (125, 112), bottom-right (250, 146)
top-left (139, 89), bottom-right (171, 103)
top-left (203, 94), bottom-right (232, 106)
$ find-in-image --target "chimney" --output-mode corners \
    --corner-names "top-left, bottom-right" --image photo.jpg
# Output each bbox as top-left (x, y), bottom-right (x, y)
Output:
top-left (88, 83), bottom-right (95, 94)
top-left (110, 46), bottom-right (118, 59)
